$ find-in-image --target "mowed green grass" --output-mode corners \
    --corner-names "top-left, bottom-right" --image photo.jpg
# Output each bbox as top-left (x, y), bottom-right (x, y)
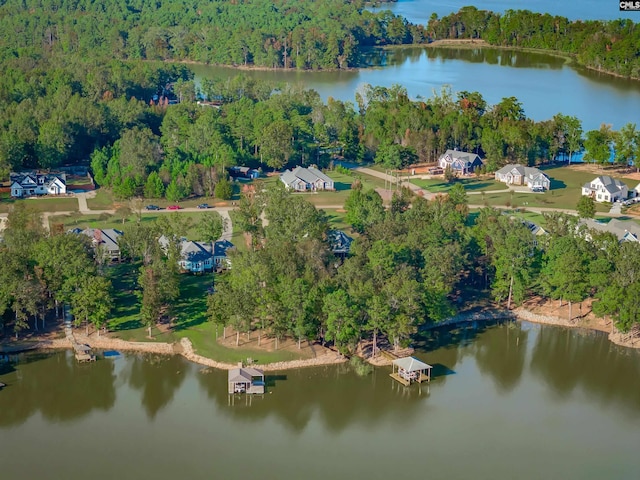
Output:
top-left (470, 165), bottom-right (637, 210)
top-left (48, 211), bottom-right (218, 240)
top-left (411, 177), bottom-right (509, 193)
top-left (104, 263), bottom-right (311, 363)
top-left (0, 195), bottom-right (79, 213)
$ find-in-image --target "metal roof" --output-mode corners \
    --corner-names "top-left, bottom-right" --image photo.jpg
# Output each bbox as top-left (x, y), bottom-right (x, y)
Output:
top-left (392, 356), bottom-right (432, 372)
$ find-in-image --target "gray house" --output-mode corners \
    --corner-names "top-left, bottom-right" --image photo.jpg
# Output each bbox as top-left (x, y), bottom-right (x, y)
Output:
top-left (280, 166), bottom-right (335, 191)
top-left (70, 228), bottom-right (123, 262)
top-left (437, 150), bottom-right (483, 175)
top-left (494, 164), bottom-right (551, 191)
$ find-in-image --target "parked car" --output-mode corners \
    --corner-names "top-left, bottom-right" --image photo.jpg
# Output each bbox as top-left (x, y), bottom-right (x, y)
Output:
top-left (167, 205), bottom-right (181, 211)
top-left (197, 203), bottom-right (211, 209)
top-left (145, 205), bottom-right (161, 210)
top-left (531, 186), bottom-right (544, 193)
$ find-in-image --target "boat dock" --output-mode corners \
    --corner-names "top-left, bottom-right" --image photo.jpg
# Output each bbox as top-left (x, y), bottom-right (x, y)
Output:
top-left (390, 357), bottom-right (432, 386)
top-left (72, 342), bottom-right (96, 363)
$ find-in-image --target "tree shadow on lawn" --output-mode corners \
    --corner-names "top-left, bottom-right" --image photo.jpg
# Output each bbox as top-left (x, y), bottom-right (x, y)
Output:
top-left (334, 181), bottom-right (352, 192)
top-left (549, 178), bottom-right (567, 190)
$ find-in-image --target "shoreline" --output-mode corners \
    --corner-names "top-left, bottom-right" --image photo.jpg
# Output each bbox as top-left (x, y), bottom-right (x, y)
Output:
top-left (29, 305), bottom-right (639, 372)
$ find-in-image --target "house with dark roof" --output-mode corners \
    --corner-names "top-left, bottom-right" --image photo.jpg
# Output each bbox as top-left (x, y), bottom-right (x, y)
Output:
top-left (229, 166), bottom-right (260, 179)
top-left (581, 176), bottom-right (628, 203)
top-left (328, 230), bottom-right (353, 259)
top-left (437, 150), bottom-right (483, 175)
top-left (159, 236), bottom-right (234, 273)
top-left (69, 228), bottom-right (123, 261)
top-left (494, 164), bottom-right (551, 191)
top-left (10, 172), bottom-right (66, 197)
top-left (280, 166), bottom-right (335, 191)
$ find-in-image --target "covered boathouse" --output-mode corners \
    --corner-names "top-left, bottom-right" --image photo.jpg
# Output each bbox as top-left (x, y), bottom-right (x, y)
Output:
top-left (228, 366), bottom-right (265, 394)
top-left (390, 357), bottom-right (432, 386)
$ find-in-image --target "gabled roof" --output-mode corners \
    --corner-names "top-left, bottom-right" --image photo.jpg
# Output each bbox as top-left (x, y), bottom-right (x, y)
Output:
top-left (228, 367), bottom-right (264, 383)
top-left (306, 166), bottom-right (333, 184)
top-left (495, 164), bottom-right (548, 181)
top-left (328, 230), bottom-right (353, 253)
top-left (392, 356), bottom-right (432, 372)
top-left (79, 228), bottom-right (123, 251)
top-left (214, 239), bottom-right (234, 258)
top-left (439, 149), bottom-right (481, 165)
top-left (580, 218), bottom-right (640, 243)
top-left (281, 166), bottom-right (333, 187)
top-left (10, 172), bottom-right (66, 188)
top-left (584, 176), bottom-right (627, 194)
top-left (280, 169), bottom-right (302, 186)
top-left (181, 240), bottom-right (212, 263)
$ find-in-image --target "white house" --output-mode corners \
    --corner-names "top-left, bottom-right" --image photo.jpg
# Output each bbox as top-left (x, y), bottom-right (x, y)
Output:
top-left (10, 172), bottom-right (66, 197)
top-left (280, 166), bottom-right (335, 191)
top-left (437, 150), bottom-right (483, 175)
top-left (581, 176), bottom-right (628, 203)
top-left (494, 164), bottom-right (551, 191)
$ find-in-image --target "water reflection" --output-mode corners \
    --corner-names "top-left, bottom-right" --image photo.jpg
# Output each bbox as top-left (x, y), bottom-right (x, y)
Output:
top-left (0, 351), bottom-right (116, 427)
top-left (1, 322), bottom-right (639, 432)
top-left (196, 363), bottom-right (432, 434)
top-left (530, 326), bottom-right (640, 415)
top-left (125, 354), bottom-right (187, 420)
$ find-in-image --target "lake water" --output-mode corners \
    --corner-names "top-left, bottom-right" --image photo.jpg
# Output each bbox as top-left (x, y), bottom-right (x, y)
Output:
top-left (1, 322), bottom-right (639, 480)
top-left (192, 46), bottom-right (640, 131)
top-left (370, 0), bottom-right (638, 24)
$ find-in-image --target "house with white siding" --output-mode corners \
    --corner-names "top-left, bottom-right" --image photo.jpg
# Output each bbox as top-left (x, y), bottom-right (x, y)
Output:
top-left (10, 172), bottom-right (66, 197)
top-left (581, 176), bottom-right (628, 203)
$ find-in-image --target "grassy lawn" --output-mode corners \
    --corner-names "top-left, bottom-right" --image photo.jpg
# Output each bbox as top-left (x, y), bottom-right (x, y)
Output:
top-left (86, 190), bottom-right (115, 210)
top-left (471, 165), bottom-right (638, 211)
top-left (48, 211), bottom-right (216, 240)
top-left (323, 208), bottom-right (351, 231)
top-left (411, 177), bottom-right (509, 193)
top-left (228, 210), bottom-right (250, 253)
top-left (0, 196), bottom-right (79, 213)
top-left (105, 263), bottom-right (310, 363)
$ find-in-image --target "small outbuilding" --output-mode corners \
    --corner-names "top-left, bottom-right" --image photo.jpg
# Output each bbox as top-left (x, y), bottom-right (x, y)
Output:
top-left (228, 366), bottom-right (265, 394)
top-left (390, 357), bottom-right (432, 386)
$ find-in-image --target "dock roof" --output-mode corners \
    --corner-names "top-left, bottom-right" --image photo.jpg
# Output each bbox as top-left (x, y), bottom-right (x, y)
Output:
top-left (392, 356), bottom-right (432, 372)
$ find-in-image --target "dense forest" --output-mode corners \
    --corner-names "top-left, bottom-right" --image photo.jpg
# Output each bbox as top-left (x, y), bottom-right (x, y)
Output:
top-left (3, 58), bottom-right (639, 201)
top-left (208, 183), bottom-right (640, 353)
top-left (5, 180), bottom-right (637, 350)
top-left (428, 6), bottom-right (640, 78)
top-left (0, 0), bottom-right (425, 69)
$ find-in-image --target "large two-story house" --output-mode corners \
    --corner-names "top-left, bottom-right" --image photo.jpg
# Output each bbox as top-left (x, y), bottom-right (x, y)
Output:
top-left (581, 176), bottom-right (628, 203)
top-left (494, 164), bottom-right (551, 191)
top-left (437, 150), bottom-right (483, 175)
top-left (159, 236), bottom-right (235, 273)
top-left (10, 172), bottom-right (66, 197)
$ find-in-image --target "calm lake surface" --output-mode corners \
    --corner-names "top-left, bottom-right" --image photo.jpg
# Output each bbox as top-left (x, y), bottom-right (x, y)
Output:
top-left (192, 46), bottom-right (640, 131)
top-left (1, 322), bottom-right (639, 480)
top-left (370, 0), bottom-right (638, 24)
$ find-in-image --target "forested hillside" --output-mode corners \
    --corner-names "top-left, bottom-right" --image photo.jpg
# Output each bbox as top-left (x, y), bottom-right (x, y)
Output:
top-left (428, 7), bottom-right (640, 78)
top-left (0, 0), bottom-right (425, 69)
